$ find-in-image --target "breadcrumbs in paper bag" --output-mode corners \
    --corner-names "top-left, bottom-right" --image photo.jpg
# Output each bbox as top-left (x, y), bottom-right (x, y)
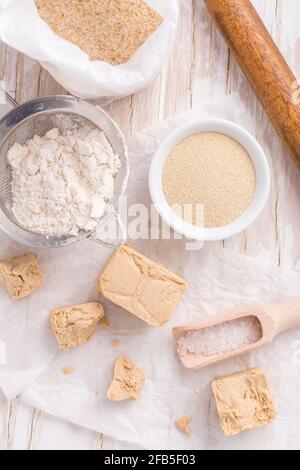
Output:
top-left (35, 0), bottom-right (163, 65)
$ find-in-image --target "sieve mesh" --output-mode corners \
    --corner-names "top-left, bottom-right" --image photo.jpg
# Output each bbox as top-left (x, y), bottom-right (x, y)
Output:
top-left (0, 98), bottom-right (128, 247)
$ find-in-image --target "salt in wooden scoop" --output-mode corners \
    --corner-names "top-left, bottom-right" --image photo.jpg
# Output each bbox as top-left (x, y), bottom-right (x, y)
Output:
top-left (173, 296), bottom-right (300, 370)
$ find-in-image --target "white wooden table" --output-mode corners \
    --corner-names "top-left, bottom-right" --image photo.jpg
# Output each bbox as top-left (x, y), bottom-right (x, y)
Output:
top-left (0, 0), bottom-right (300, 450)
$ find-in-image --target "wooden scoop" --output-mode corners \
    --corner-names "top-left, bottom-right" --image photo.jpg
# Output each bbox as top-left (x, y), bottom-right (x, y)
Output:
top-left (173, 296), bottom-right (300, 370)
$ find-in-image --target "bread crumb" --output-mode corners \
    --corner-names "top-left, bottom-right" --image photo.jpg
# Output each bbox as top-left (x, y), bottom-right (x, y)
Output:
top-left (111, 339), bottom-right (120, 348)
top-left (61, 367), bottom-right (74, 375)
top-left (100, 317), bottom-right (111, 329)
top-left (35, 0), bottom-right (163, 65)
top-left (175, 416), bottom-right (192, 436)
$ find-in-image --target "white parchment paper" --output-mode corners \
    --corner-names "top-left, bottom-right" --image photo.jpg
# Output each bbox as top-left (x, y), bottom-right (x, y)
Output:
top-left (1, 94), bottom-right (300, 449)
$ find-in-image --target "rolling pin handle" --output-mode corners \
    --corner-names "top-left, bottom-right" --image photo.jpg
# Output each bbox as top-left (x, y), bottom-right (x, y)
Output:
top-left (204, 0), bottom-right (300, 170)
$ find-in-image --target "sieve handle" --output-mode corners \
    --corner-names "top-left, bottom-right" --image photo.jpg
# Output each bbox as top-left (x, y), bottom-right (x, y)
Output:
top-left (0, 86), bottom-right (18, 108)
top-left (89, 207), bottom-right (127, 249)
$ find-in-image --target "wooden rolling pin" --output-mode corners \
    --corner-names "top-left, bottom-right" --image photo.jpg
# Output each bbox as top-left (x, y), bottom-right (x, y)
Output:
top-left (204, 0), bottom-right (300, 170)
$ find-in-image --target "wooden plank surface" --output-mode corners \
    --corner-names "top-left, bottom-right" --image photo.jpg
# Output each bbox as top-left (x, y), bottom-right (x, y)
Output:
top-left (0, 0), bottom-right (300, 450)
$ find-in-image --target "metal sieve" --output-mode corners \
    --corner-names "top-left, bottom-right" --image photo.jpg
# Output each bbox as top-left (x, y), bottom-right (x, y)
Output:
top-left (0, 96), bottom-right (129, 248)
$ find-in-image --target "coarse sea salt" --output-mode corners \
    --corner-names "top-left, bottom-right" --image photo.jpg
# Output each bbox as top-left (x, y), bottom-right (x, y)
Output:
top-left (177, 316), bottom-right (262, 357)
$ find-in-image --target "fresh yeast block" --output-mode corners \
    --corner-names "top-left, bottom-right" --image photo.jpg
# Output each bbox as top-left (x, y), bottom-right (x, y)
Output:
top-left (97, 245), bottom-right (187, 326)
top-left (212, 368), bottom-right (277, 437)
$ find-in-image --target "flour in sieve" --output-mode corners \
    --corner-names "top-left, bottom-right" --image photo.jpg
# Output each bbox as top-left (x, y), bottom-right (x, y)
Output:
top-left (7, 123), bottom-right (120, 237)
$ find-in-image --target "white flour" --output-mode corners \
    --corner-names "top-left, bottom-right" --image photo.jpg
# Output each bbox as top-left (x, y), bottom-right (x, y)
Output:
top-left (7, 125), bottom-right (120, 237)
top-left (178, 316), bottom-right (262, 357)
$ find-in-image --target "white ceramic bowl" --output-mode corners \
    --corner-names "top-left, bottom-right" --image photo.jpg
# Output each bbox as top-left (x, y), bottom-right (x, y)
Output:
top-left (149, 119), bottom-right (270, 241)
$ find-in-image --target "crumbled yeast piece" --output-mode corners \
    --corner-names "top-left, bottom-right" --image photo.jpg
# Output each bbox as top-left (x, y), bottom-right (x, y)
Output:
top-left (97, 245), bottom-right (188, 327)
top-left (107, 355), bottom-right (145, 401)
top-left (212, 368), bottom-right (277, 437)
top-left (175, 416), bottom-right (192, 437)
top-left (61, 367), bottom-right (74, 375)
top-left (100, 317), bottom-right (111, 329)
top-left (0, 253), bottom-right (43, 300)
top-left (51, 302), bottom-right (105, 350)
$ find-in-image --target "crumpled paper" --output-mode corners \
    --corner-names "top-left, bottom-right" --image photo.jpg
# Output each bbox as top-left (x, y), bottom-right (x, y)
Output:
top-left (20, 245), bottom-right (300, 450)
top-left (1, 94), bottom-right (300, 450)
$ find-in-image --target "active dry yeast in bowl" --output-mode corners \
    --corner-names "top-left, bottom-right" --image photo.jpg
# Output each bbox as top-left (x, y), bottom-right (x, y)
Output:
top-left (149, 119), bottom-right (270, 241)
